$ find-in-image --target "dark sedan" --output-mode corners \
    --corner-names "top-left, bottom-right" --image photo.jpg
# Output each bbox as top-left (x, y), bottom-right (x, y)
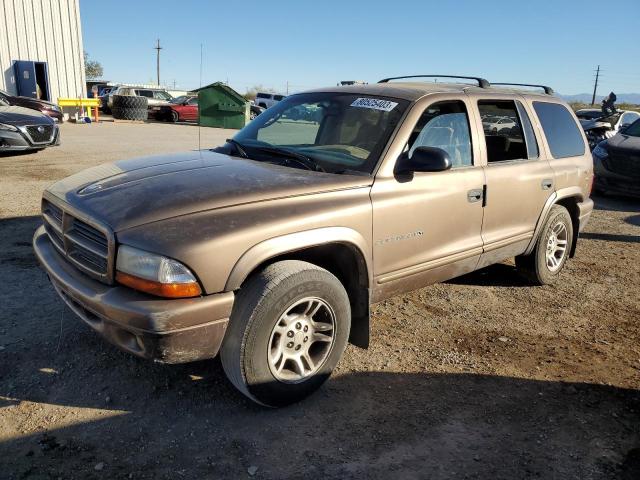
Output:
top-left (0, 97), bottom-right (60, 153)
top-left (0, 89), bottom-right (63, 123)
top-left (592, 118), bottom-right (640, 197)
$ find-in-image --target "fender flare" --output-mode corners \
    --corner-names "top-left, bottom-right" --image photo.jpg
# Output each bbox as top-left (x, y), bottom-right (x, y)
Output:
top-left (224, 227), bottom-right (372, 291)
top-left (524, 186), bottom-right (584, 256)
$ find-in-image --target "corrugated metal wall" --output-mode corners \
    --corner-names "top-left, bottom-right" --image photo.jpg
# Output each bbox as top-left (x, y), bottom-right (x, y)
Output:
top-left (0, 0), bottom-right (85, 101)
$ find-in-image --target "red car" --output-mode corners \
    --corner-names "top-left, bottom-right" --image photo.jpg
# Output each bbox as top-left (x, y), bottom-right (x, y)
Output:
top-left (153, 96), bottom-right (199, 122)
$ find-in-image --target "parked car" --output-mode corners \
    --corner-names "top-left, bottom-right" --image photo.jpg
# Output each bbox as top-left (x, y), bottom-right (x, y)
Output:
top-left (34, 75), bottom-right (593, 407)
top-left (481, 115), bottom-right (517, 133)
top-left (152, 95), bottom-right (198, 122)
top-left (103, 86), bottom-right (173, 113)
top-left (0, 88), bottom-right (63, 123)
top-left (592, 117), bottom-right (640, 197)
top-left (153, 97), bottom-right (265, 123)
top-left (255, 92), bottom-right (285, 108)
top-left (576, 108), bottom-right (640, 150)
top-left (0, 96), bottom-right (60, 153)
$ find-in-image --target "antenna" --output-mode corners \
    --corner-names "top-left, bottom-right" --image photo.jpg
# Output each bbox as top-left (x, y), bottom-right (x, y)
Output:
top-left (198, 43), bottom-right (203, 153)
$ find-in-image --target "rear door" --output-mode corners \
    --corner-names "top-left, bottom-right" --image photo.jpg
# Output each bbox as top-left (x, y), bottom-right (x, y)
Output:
top-left (472, 96), bottom-right (553, 266)
top-left (185, 97), bottom-right (199, 121)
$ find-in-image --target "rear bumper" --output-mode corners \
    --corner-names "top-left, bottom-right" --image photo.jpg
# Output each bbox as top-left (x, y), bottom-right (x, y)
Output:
top-left (577, 198), bottom-right (594, 232)
top-left (33, 225), bottom-right (234, 363)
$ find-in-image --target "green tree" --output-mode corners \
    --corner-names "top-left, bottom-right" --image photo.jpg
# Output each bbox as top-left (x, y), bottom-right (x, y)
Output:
top-left (84, 52), bottom-right (103, 79)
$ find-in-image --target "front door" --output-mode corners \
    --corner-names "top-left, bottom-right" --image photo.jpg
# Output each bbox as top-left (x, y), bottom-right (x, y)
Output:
top-left (371, 99), bottom-right (485, 299)
top-left (474, 98), bottom-right (553, 266)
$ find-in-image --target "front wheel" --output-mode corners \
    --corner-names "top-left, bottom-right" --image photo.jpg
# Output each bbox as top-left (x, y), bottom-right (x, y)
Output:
top-left (516, 204), bottom-right (573, 285)
top-left (171, 110), bottom-right (180, 123)
top-left (220, 260), bottom-right (351, 407)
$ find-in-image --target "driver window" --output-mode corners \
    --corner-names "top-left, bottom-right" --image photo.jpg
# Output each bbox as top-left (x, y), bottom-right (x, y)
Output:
top-left (407, 101), bottom-right (473, 167)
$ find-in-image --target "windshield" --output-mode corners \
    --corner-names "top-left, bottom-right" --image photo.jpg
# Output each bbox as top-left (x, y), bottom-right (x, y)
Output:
top-left (171, 96), bottom-right (187, 104)
top-left (230, 92), bottom-right (409, 174)
top-left (624, 119), bottom-right (640, 137)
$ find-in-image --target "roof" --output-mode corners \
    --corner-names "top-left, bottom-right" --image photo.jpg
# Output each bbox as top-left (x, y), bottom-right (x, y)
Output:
top-left (303, 81), bottom-right (557, 102)
top-left (192, 82), bottom-right (246, 102)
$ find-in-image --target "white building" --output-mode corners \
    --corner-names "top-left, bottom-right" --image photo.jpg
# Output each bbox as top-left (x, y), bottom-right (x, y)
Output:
top-left (0, 0), bottom-right (85, 102)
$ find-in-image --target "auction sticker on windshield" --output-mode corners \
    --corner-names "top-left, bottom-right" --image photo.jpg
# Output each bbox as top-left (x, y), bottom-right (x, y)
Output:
top-left (350, 98), bottom-right (398, 112)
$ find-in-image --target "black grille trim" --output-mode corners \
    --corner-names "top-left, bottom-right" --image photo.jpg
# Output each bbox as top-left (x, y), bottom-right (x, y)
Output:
top-left (25, 125), bottom-right (55, 144)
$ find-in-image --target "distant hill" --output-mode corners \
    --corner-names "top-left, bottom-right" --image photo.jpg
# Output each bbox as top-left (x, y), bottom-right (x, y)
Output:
top-left (560, 93), bottom-right (640, 104)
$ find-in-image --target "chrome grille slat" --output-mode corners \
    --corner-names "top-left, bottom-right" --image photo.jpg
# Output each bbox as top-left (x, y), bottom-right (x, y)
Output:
top-left (24, 124), bottom-right (55, 144)
top-left (41, 198), bottom-right (113, 284)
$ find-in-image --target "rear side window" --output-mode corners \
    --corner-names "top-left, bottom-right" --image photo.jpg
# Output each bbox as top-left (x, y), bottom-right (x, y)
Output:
top-left (515, 101), bottom-right (539, 158)
top-left (533, 102), bottom-right (585, 158)
top-left (256, 93), bottom-right (270, 99)
top-left (478, 100), bottom-right (529, 162)
top-left (274, 95), bottom-right (285, 101)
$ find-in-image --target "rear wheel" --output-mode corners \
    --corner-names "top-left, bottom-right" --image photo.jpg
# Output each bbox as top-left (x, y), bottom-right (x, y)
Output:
top-left (220, 260), bottom-right (351, 407)
top-left (516, 205), bottom-right (573, 285)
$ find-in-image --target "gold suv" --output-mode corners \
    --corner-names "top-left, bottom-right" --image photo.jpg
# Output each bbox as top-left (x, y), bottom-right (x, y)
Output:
top-left (34, 75), bottom-right (594, 406)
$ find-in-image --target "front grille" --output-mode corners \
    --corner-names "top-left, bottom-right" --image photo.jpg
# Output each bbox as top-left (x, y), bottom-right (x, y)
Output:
top-left (25, 125), bottom-right (54, 144)
top-left (605, 152), bottom-right (640, 178)
top-left (41, 198), bottom-right (113, 283)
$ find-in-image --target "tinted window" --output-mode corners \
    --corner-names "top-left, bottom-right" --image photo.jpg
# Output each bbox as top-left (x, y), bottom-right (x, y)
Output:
top-left (256, 93), bottom-right (269, 99)
top-left (274, 95), bottom-right (285, 101)
top-left (621, 111), bottom-right (640, 125)
top-left (187, 97), bottom-right (198, 106)
top-left (478, 100), bottom-right (527, 162)
top-left (408, 101), bottom-right (473, 167)
top-left (533, 102), bottom-right (585, 158)
top-left (137, 90), bottom-right (154, 98)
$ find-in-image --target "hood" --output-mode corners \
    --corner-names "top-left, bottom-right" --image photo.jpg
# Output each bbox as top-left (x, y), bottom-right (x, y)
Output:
top-left (0, 105), bottom-right (52, 125)
top-left (580, 118), bottom-right (612, 131)
top-left (606, 131), bottom-right (640, 154)
top-left (46, 150), bottom-right (372, 231)
top-left (16, 96), bottom-right (58, 109)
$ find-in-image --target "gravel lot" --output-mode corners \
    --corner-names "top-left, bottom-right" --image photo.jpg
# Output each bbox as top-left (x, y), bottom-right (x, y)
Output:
top-left (1, 122), bottom-right (639, 479)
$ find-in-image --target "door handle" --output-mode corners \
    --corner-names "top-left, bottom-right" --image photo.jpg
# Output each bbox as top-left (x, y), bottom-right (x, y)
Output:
top-left (467, 188), bottom-right (483, 203)
top-left (542, 179), bottom-right (553, 190)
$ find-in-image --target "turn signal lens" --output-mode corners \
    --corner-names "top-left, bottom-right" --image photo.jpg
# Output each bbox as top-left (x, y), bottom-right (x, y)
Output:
top-left (116, 271), bottom-right (201, 298)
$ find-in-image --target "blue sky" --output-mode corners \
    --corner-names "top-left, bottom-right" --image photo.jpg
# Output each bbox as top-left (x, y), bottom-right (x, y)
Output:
top-left (81, 0), bottom-right (640, 95)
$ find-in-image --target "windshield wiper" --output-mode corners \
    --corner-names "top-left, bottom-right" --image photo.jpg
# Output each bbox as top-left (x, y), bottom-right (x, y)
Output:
top-left (251, 145), bottom-right (325, 172)
top-left (225, 138), bottom-right (249, 158)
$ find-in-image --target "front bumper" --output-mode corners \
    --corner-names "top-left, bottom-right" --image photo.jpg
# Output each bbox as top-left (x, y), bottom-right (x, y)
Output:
top-left (33, 226), bottom-right (234, 363)
top-left (0, 125), bottom-right (59, 151)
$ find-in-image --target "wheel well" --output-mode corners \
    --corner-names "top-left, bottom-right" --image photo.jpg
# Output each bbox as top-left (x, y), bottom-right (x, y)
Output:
top-left (245, 243), bottom-right (370, 348)
top-left (556, 196), bottom-right (580, 258)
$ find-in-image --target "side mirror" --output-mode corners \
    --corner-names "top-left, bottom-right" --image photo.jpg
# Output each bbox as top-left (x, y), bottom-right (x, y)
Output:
top-left (396, 146), bottom-right (452, 175)
top-left (619, 123), bottom-right (631, 133)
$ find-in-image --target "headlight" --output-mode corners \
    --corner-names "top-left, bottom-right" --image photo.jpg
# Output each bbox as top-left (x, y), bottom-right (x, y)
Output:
top-left (115, 245), bottom-right (201, 298)
top-left (0, 123), bottom-right (18, 131)
top-left (592, 143), bottom-right (608, 159)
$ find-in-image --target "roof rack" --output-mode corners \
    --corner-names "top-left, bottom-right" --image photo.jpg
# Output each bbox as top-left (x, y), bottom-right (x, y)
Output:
top-left (378, 75), bottom-right (491, 89)
top-left (492, 83), bottom-right (554, 95)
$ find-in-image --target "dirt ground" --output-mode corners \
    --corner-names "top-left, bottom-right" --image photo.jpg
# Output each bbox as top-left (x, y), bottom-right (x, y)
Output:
top-left (1, 122), bottom-right (639, 479)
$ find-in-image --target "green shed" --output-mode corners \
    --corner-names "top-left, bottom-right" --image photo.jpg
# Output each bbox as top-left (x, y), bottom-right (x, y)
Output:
top-left (195, 82), bottom-right (249, 129)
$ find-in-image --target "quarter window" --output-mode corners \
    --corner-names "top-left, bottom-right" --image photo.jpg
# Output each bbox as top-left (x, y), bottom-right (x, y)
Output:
top-left (533, 102), bottom-right (585, 158)
top-left (407, 101), bottom-right (473, 167)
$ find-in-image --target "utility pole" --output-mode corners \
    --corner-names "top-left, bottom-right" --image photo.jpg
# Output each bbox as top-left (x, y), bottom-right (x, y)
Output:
top-left (591, 65), bottom-right (600, 106)
top-left (154, 39), bottom-right (162, 86)
top-left (286, 81), bottom-right (289, 95)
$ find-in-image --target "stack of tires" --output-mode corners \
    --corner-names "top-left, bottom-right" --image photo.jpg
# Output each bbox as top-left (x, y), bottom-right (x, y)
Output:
top-left (111, 95), bottom-right (148, 121)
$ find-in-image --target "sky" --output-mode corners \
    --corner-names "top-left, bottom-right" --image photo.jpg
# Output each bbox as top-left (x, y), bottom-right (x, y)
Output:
top-left (80, 0), bottom-right (640, 96)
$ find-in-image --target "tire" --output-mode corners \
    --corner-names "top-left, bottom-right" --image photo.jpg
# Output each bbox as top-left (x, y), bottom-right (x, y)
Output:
top-left (221, 260), bottom-right (351, 407)
top-left (171, 110), bottom-right (180, 123)
top-left (250, 111), bottom-right (257, 120)
top-left (111, 95), bottom-right (148, 121)
top-left (516, 205), bottom-right (573, 285)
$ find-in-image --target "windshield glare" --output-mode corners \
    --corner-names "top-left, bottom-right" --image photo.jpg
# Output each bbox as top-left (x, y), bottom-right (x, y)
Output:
top-left (231, 92), bottom-right (408, 173)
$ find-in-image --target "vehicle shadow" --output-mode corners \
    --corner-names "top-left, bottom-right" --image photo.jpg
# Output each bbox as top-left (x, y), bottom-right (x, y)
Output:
top-left (580, 232), bottom-right (640, 243)
top-left (1, 215), bottom-right (639, 479)
top-left (446, 263), bottom-right (531, 288)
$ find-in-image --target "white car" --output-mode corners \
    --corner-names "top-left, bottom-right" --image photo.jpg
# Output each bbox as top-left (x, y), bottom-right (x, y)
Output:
top-left (106, 87), bottom-right (173, 109)
top-left (255, 92), bottom-right (285, 109)
top-left (482, 115), bottom-right (517, 133)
